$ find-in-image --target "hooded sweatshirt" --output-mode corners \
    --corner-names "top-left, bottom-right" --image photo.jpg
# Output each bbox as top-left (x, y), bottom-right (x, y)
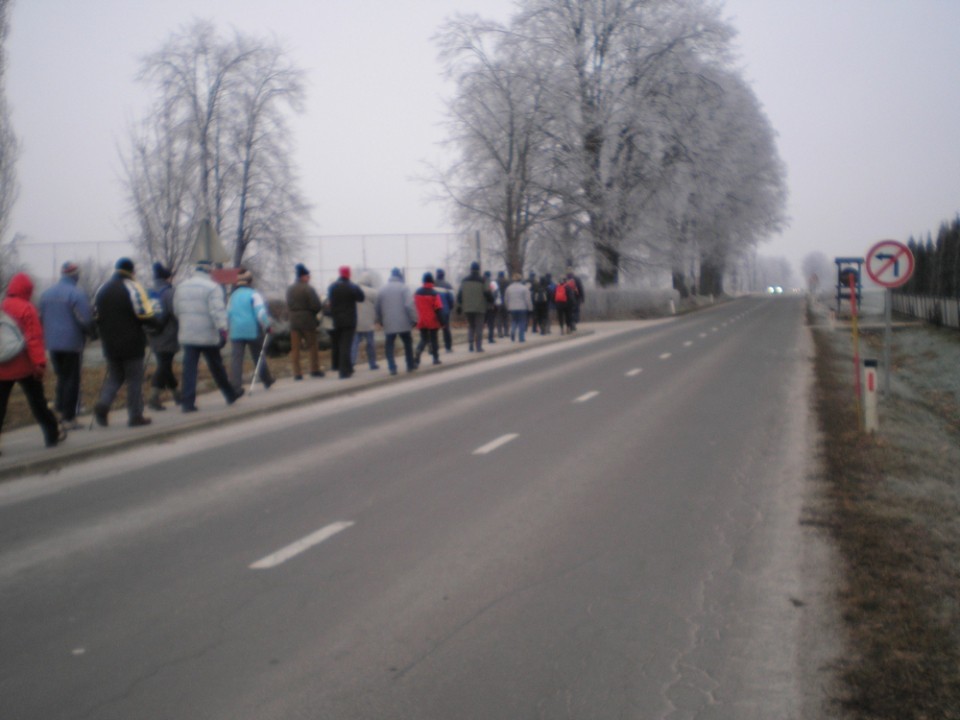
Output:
top-left (0, 273), bottom-right (46, 380)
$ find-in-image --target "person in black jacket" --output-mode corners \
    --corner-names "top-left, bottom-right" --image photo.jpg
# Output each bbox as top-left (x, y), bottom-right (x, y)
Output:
top-left (93, 258), bottom-right (158, 427)
top-left (327, 266), bottom-right (365, 379)
top-left (147, 262), bottom-right (180, 410)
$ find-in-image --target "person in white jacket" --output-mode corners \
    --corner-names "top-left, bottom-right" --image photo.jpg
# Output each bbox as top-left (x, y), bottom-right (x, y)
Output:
top-left (173, 260), bottom-right (242, 412)
top-left (350, 272), bottom-right (380, 370)
top-left (504, 273), bottom-right (534, 342)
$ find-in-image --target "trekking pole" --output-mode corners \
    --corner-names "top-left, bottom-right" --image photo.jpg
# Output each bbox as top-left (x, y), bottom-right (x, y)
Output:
top-left (249, 332), bottom-right (271, 396)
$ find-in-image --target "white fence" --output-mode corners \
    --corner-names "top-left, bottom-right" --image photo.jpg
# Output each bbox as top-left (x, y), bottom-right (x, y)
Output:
top-left (892, 293), bottom-right (960, 329)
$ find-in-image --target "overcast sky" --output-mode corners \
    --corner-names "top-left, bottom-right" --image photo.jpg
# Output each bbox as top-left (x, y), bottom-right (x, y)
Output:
top-left (6, 0), bottom-right (960, 280)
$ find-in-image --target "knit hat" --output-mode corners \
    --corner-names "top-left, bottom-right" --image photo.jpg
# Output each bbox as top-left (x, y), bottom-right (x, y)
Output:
top-left (422, 271), bottom-right (434, 285)
top-left (470, 261), bottom-right (480, 272)
top-left (61, 261), bottom-right (80, 277)
top-left (115, 257), bottom-right (135, 273)
top-left (436, 268), bottom-right (445, 280)
top-left (236, 268), bottom-right (253, 286)
top-left (153, 262), bottom-right (172, 280)
top-left (195, 259), bottom-right (213, 274)
top-left (295, 263), bottom-right (310, 278)
top-left (339, 265), bottom-right (351, 279)
top-left (390, 267), bottom-right (403, 279)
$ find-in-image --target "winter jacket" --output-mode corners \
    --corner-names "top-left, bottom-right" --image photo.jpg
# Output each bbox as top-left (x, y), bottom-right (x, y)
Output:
top-left (504, 281), bottom-right (533, 312)
top-left (414, 283), bottom-right (444, 330)
top-left (355, 280), bottom-right (377, 333)
top-left (147, 279), bottom-right (179, 354)
top-left (0, 273), bottom-right (46, 381)
top-left (38, 275), bottom-right (94, 353)
top-left (434, 277), bottom-right (455, 317)
top-left (375, 276), bottom-right (417, 334)
top-left (94, 270), bottom-right (156, 361)
top-left (327, 278), bottom-right (365, 329)
top-left (286, 279), bottom-right (322, 333)
top-left (228, 286), bottom-right (270, 341)
top-left (174, 270), bottom-right (228, 347)
top-left (457, 270), bottom-right (493, 314)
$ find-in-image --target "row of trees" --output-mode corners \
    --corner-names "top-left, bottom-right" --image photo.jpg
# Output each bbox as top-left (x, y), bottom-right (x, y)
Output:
top-left (123, 20), bottom-right (311, 281)
top-left (433, 0), bottom-right (787, 292)
top-left (898, 216), bottom-right (960, 298)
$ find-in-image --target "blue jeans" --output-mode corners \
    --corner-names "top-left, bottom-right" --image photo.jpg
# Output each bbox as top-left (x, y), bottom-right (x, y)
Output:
top-left (180, 345), bottom-right (237, 410)
top-left (510, 310), bottom-right (528, 342)
top-left (384, 332), bottom-right (414, 372)
top-left (350, 330), bottom-right (378, 368)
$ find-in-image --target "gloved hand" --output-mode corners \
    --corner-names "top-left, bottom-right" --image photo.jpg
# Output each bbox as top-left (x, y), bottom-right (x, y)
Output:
top-left (218, 329), bottom-right (228, 348)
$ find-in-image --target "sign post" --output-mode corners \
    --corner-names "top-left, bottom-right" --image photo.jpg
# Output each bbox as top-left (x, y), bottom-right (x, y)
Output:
top-left (865, 239), bottom-right (915, 395)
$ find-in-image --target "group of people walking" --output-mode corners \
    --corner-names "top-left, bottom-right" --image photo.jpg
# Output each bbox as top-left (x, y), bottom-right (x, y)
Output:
top-left (0, 256), bottom-right (585, 452)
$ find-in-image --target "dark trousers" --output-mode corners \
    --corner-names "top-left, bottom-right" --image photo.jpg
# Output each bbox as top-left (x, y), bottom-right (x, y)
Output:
top-left (97, 356), bottom-right (146, 421)
top-left (180, 345), bottom-right (237, 410)
top-left (416, 329), bottom-right (439, 363)
top-left (534, 304), bottom-right (549, 334)
top-left (485, 308), bottom-right (498, 342)
top-left (384, 332), bottom-right (415, 372)
top-left (441, 323), bottom-right (453, 352)
top-left (466, 312), bottom-right (485, 350)
top-left (50, 350), bottom-right (82, 420)
top-left (151, 351), bottom-right (178, 391)
top-left (230, 337), bottom-right (273, 393)
top-left (0, 376), bottom-right (60, 446)
top-left (330, 327), bottom-right (356, 377)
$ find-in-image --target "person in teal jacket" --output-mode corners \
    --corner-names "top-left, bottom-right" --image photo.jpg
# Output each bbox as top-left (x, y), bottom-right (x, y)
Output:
top-left (227, 268), bottom-right (274, 393)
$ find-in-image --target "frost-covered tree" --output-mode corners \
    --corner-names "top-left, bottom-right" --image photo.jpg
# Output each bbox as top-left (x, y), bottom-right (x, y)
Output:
top-left (124, 20), bottom-right (309, 276)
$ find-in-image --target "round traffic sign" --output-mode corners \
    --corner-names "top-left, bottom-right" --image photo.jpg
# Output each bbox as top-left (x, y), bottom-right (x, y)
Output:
top-left (865, 240), bottom-right (914, 288)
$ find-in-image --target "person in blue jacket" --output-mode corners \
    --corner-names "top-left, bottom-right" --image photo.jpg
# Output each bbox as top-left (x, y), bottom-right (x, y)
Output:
top-left (38, 261), bottom-right (94, 428)
top-left (227, 268), bottom-right (274, 393)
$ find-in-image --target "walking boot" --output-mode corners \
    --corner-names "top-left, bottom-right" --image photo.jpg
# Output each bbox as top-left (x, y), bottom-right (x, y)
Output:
top-left (147, 389), bottom-right (166, 411)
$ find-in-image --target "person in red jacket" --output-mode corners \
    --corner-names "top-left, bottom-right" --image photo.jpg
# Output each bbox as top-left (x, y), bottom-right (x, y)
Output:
top-left (0, 272), bottom-right (64, 451)
top-left (414, 272), bottom-right (444, 368)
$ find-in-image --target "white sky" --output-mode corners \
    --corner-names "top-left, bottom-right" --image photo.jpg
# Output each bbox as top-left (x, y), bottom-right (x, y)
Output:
top-left (6, 0), bottom-right (960, 279)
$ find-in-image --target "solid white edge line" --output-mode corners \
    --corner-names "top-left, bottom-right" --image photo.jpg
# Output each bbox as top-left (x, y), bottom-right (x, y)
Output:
top-left (250, 521), bottom-right (355, 569)
top-left (473, 433), bottom-right (519, 455)
top-left (574, 391), bottom-right (600, 403)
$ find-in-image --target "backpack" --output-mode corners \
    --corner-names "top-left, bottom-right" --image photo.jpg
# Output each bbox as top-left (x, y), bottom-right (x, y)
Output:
top-left (0, 310), bottom-right (26, 363)
top-left (533, 286), bottom-right (547, 305)
top-left (554, 282), bottom-right (567, 304)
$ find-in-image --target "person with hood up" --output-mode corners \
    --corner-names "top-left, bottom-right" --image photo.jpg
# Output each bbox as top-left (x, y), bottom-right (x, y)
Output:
top-left (456, 261), bottom-right (493, 352)
top-left (504, 272), bottom-right (533, 342)
top-left (375, 268), bottom-right (417, 375)
top-left (173, 259), bottom-right (242, 412)
top-left (0, 272), bottom-right (64, 450)
top-left (350, 271), bottom-right (380, 371)
top-left (146, 262), bottom-right (180, 411)
top-left (228, 267), bottom-right (274, 394)
top-left (327, 265), bottom-right (364, 379)
top-left (286, 263), bottom-right (324, 380)
top-left (93, 257), bottom-right (157, 427)
top-left (38, 261), bottom-right (94, 428)
top-left (414, 271), bottom-right (444, 367)
top-left (433, 268), bottom-right (455, 352)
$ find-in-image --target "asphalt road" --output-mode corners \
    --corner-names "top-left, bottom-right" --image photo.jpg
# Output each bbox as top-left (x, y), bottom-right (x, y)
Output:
top-left (0, 296), bottom-right (824, 719)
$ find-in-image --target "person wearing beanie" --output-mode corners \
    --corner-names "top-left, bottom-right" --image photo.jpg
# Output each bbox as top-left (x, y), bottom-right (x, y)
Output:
top-left (495, 270), bottom-right (510, 339)
top-left (172, 260), bottom-right (242, 412)
top-left (433, 268), bottom-right (455, 353)
top-left (375, 267), bottom-right (417, 375)
top-left (227, 268), bottom-right (275, 393)
top-left (327, 265), bottom-right (364, 379)
top-left (456, 261), bottom-right (492, 352)
top-left (413, 271), bottom-right (444, 367)
top-left (38, 261), bottom-right (95, 428)
top-left (93, 257), bottom-right (158, 427)
top-left (286, 263), bottom-right (324, 380)
top-left (146, 262), bottom-right (179, 411)
top-left (2, 272), bottom-right (65, 450)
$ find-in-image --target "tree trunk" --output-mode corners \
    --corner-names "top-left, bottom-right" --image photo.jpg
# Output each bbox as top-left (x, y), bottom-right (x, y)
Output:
top-left (594, 243), bottom-right (620, 287)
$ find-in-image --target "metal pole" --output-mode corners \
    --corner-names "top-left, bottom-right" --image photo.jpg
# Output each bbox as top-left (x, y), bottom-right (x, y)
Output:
top-left (883, 288), bottom-right (893, 395)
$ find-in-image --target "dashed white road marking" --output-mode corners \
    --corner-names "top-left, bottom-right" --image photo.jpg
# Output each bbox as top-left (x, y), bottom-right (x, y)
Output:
top-left (711, 327), bottom-right (718, 332)
top-left (659, 352), bottom-right (672, 360)
top-left (250, 521), bottom-right (355, 569)
top-left (625, 368), bottom-right (643, 377)
top-left (699, 333), bottom-right (707, 338)
top-left (574, 391), bottom-right (600, 403)
top-left (683, 341), bottom-right (693, 347)
top-left (473, 434), bottom-right (519, 455)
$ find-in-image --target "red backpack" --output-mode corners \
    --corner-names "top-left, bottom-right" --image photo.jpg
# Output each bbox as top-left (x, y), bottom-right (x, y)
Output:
top-left (554, 282), bottom-right (567, 303)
